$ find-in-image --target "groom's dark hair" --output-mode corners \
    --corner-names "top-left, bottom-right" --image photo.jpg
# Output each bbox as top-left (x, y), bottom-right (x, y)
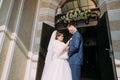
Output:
top-left (67, 22), bottom-right (77, 28)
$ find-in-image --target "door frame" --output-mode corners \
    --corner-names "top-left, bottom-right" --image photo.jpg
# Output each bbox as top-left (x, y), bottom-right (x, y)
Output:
top-left (104, 11), bottom-right (118, 80)
top-left (97, 11), bottom-right (117, 80)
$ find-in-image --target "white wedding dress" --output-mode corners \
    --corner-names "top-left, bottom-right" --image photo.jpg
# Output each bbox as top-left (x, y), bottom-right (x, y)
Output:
top-left (41, 40), bottom-right (72, 80)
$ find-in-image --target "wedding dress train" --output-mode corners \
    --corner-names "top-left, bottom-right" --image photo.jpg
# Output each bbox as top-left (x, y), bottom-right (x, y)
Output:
top-left (41, 40), bottom-right (72, 80)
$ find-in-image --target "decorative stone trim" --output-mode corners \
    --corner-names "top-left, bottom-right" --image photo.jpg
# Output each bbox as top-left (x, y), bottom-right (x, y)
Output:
top-left (39, 15), bottom-right (55, 22)
top-left (108, 9), bottom-right (120, 21)
top-left (1, 0), bottom-right (25, 79)
top-left (99, 0), bottom-right (107, 18)
top-left (40, 0), bottom-right (57, 10)
top-left (106, 0), bottom-right (120, 10)
top-left (111, 31), bottom-right (120, 40)
top-left (112, 40), bottom-right (120, 51)
top-left (0, 25), bottom-right (7, 54)
top-left (0, 0), bottom-right (3, 8)
top-left (1, 33), bottom-right (17, 80)
top-left (109, 20), bottom-right (120, 30)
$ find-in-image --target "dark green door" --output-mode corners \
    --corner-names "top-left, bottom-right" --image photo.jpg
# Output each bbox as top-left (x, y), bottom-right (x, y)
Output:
top-left (97, 12), bottom-right (117, 80)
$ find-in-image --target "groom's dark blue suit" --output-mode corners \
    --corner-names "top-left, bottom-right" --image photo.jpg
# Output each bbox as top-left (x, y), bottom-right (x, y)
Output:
top-left (68, 31), bottom-right (83, 80)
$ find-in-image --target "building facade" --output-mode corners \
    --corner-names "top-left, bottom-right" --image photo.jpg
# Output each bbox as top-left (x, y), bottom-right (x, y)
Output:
top-left (0, 0), bottom-right (120, 80)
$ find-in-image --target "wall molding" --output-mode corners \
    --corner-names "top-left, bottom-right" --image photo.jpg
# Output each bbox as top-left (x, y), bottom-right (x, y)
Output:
top-left (1, 0), bottom-right (25, 79)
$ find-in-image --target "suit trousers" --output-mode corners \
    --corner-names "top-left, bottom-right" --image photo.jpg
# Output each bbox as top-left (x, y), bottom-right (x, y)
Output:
top-left (70, 64), bottom-right (81, 80)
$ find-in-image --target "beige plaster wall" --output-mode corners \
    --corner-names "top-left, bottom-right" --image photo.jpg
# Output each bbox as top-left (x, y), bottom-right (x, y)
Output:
top-left (8, 44), bottom-right (27, 80)
top-left (105, 0), bottom-right (120, 78)
top-left (18, 0), bottom-right (37, 51)
top-left (0, 35), bottom-right (10, 78)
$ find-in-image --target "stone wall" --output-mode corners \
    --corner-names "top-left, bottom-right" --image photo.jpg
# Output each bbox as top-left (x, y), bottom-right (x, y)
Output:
top-left (0, 0), bottom-right (120, 80)
top-left (105, 0), bottom-right (120, 79)
top-left (0, 0), bottom-right (38, 80)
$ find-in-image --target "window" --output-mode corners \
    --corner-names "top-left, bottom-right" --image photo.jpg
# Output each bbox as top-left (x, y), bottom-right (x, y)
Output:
top-left (60, 0), bottom-right (97, 14)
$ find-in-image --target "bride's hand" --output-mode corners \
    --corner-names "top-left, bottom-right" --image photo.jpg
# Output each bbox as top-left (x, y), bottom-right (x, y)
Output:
top-left (65, 46), bottom-right (69, 51)
top-left (63, 38), bottom-right (71, 51)
top-left (66, 38), bottom-right (72, 45)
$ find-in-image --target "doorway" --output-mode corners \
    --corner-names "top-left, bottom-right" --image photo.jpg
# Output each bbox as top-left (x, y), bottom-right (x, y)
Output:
top-left (36, 12), bottom-right (117, 80)
top-left (78, 12), bottom-right (117, 80)
top-left (96, 12), bottom-right (117, 80)
top-left (79, 26), bottom-right (98, 80)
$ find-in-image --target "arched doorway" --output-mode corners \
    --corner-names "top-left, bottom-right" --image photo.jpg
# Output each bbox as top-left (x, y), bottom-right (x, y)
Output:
top-left (36, 0), bottom-right (117, 80)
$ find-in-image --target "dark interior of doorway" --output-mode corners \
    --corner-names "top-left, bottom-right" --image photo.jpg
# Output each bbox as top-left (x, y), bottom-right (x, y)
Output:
top-left (62, 26), bottom-right (99, 80)
top-left (78, 26), bottom-right (99, 80)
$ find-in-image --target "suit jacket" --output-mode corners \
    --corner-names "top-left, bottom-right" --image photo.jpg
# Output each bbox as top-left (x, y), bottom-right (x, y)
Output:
top-left (68, 31), bottom-right (83, 65)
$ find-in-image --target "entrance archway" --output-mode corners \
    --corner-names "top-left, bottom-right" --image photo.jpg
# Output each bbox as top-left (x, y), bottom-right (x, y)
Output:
top-left (36, 0), bottom-right (117, 80)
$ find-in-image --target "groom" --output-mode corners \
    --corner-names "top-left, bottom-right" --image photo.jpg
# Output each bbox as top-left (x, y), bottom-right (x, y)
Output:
top-left (67, 22), bottom-right (83, 80)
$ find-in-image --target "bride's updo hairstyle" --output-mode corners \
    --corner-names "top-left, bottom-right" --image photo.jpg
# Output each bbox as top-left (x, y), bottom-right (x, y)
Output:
top-left (55, 31), bottom-right (63, 40)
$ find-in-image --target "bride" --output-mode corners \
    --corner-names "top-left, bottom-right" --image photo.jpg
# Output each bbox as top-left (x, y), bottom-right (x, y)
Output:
top-left (41, 30), bottom-right (72, 80)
